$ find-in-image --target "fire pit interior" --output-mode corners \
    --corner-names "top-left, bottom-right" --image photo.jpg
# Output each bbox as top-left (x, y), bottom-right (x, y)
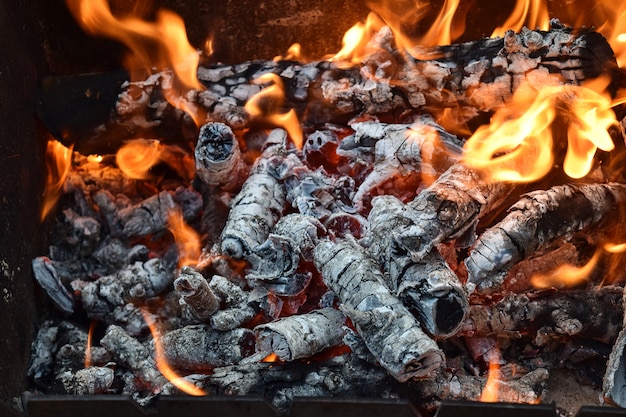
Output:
top-left (4, 1), bottom-right (626, 416)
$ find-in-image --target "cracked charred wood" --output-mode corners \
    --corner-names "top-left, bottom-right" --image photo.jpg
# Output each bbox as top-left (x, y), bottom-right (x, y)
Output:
top-left (194, 122), bottom-right (249, 191)
top-left (77, 258), bottom-right (174, 325)
top-left (55, 367), bottom-right (114, 395)
top-left (202, 354), bottom-right (400, 413)
top-left (254, 308), bottom-right (346, 361)
top-left (365, 195), bottom-right (468, 338)
top-left (459, 286), bottom-right (624, 343)
top-left (247, 213), bottom-right (326, 290)
top-left (220, 129), bottom-right (301, 260)
top-left (339, 118), bottom-right (463, 209)
top-left (66, 22), bottom-right (617, 155)
top-left (154, 325), bottom-right (255, 371)
top-left (174, 266), bottom-right (220, 322)
top-left (118, 190), bottom-right (178, 237)
top-left (100, 324), bottom-right (167, 390)
top-left (207, 275), bottom-right (258, 331)
top-left (394, 161), bottom-right (516, 261)
top-left (31, 257), bottom-right (75, 316)
top-left (410, 366), bottom-right (549, 408)
top-left (314, 238), bottom-right (444, 381)
top-left (465, 183), bottom-right (626, 293)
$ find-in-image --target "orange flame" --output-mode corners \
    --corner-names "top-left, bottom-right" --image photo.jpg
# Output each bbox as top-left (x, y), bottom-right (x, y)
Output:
top-left (530, 250), bottom-right (600, 289)
top-left (115, 139), bottom-right (162, 180)
top-left (141, 310), bottom-right (206, 396)
top-left (84, 320), bottom-right (98, 368)
top-left (167, 209), bottom-right (201, 268)
top-left (480, 358), bottom-right (501, 402)
top-left (41, 139), bottom-right (74, 222)
top-left (65, 0), bottom-right (205, 124)
top-left (595, 2), bottom-right (626, 68)
top-left (463, 80), bottom-right (616, 183)
top-left (491, 0), bottom-right (550, 38)
top-left (330, 13), bottom-right (384, 64)
top-left (244, 73), bottom-right (303, 149)
top-left (262, 352), bottom-right (279, 363)
top-left (604, 242), bottom-right (626, 254)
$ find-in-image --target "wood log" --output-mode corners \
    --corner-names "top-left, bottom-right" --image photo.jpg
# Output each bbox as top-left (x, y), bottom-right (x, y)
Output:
top-left (63, 22), bottom-right (618, 154)
top-left (465, 183), bottom-right (626, 293)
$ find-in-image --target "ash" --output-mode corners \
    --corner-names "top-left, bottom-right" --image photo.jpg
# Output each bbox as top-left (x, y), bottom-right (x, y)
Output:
top-left (26, 20), bottom-right (626, 416)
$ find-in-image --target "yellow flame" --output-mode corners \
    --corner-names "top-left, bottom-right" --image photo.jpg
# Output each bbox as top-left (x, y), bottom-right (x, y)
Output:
top-left (244, 73), bottom-right (303, 149)
top-left (167, 209), bottom-right (201, 268)
top-left (480, 358), bottom-right (501, 402)
top-left (115, 139), bottom-right (162, 180)
top-left (141, 309), bottom-right (206, 396)
top-left (463, 80), bottom-right (616, 183)
top-left (530, 251), bottom-right (600, 289)
top-left (491, 0), bottom-right (550, 38)
top-left (65, 0), bottom-right (205, 124)
top-left (41, 139), bottom-right (74, 222)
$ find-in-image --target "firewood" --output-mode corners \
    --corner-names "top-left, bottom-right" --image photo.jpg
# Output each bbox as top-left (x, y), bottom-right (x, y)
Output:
top-left (31, 257), bottom-right (75, 316)
top-left (603, 286), bottom-right (626, 407)
top-left (254, 308), bottom-right (346, 361)
top-left (155, 325), bottom-right (255, 371)
top-left (247, 213), bottom-right (326, 287)
top-left (174, 266), bottom-right (220, 322)
top-left (394, 161), bottom-right (516, 262)
top-left (459, 286), bottom-right (624, 343)
top-left (67, 22), bottom-right (618, 154)
top-left (365, 195), bottom-right (469, 337)
top-left (117, 190), bottom-right (178, 237)
top-left (219, 129), bottom-right (301, 260)
top-left (314, 238), bottom-right (444, 381)
top-left (206, 275), bottom-right (258, 331)
top-left (337, 118), bottom-right (463, 209)
top-left (194, 122), bottom-right (249, 191)
top-left (100, 325), bottom-right (167, 390)
top-left (465, 183), bottom-right (626, 293)
top-left (56, 367), bottom-right (114, 395)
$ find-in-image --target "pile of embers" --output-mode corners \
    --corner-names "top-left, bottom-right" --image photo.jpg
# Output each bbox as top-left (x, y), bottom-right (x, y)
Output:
top-left (27, 20), bottom-right (626, 415)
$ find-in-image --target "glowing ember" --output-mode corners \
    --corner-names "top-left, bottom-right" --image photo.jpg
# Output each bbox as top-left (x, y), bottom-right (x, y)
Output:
top-left (167, 209), bottom-right (201, 268)
top-left (142, 310), bottom-right (206, 396)
top-left (530, 251), bottom-right (601, 289)
top-left (84, 320), bottom-right (98, 368)
top-left (244, 73), bottom-right (303, 149)
top-left (261, 352), bottom-right (279, 363)
top-left (41, 139), bottom-right (73, 222)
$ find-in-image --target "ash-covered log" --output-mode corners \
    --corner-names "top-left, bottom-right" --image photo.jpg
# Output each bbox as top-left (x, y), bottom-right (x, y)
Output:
top-left (314, 238), bottom-right (445, 381)
top-left (365, 195), bottom-right (469, 338)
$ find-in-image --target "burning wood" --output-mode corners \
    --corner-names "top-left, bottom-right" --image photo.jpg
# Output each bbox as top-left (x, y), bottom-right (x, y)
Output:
top-left (26, 1), bottom-right (626, 414)
top-left (313, 238), bottom-right (445, 381)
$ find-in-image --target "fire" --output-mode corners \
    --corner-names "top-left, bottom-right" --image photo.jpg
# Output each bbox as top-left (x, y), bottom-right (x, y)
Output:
top-left (480, 358), bottom-right (501, 402)
top-left (261, 352), bottom-right (279, 363)
top-left (167, 209), bottom-right (201, 268)
top-left (604, 242), bottom-right (626, 254)
top-left (41, 139), bottom-right (74, 222)
top-left (84, 320), bottom-right (98, 368)
top-left (244, 73), bottom-right (303, 149)
top-left (491, 0), bottom-right (550, 38)
top-left (115, 139), bottom-right (162, 180)
top-left (462, 80), bottom-right (617, 183)
top-left (530, 250), bottom-right (601, 289)
top-left (65, 0), bottom-right (205, 124)
top-left (141, 310), bottom-right (206, 396)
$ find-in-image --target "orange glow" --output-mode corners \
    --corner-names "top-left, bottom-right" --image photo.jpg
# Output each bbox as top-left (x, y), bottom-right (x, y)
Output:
top-left (463, 80), bottom-right (616, 183)
top-left (65, 0), bottom-right (205, 125)
top-left (274, 43), bottom-right (304, 62)
top-left (84, 320), bottom-right (97, 368)
top-left (595, 2), bottom-right (626, 68)
top-left (244, 73), bottom-right (303, 149)
top-left (604, 242), bottom-right (626, 254)
top-left (262, 352), bottom-right (279, 363)
top-left (41, 139), bottom-right (74, 222)
top-left (480, 358), bottom-right (501, 402)
top-left (491, 0), bottom-right (549, 38)
top-left (115, 139), bottom-right (162, 180)
top-left (330, 13), bottom-right (384, 65)
top-left (530, 251), bottom-right (600, 289)
top-left (142, 310), bottom-right (206, 396)
top-left (416, 0), bottom-right (461, 47)
top-left (167, 209), bottom-right (201, 268)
